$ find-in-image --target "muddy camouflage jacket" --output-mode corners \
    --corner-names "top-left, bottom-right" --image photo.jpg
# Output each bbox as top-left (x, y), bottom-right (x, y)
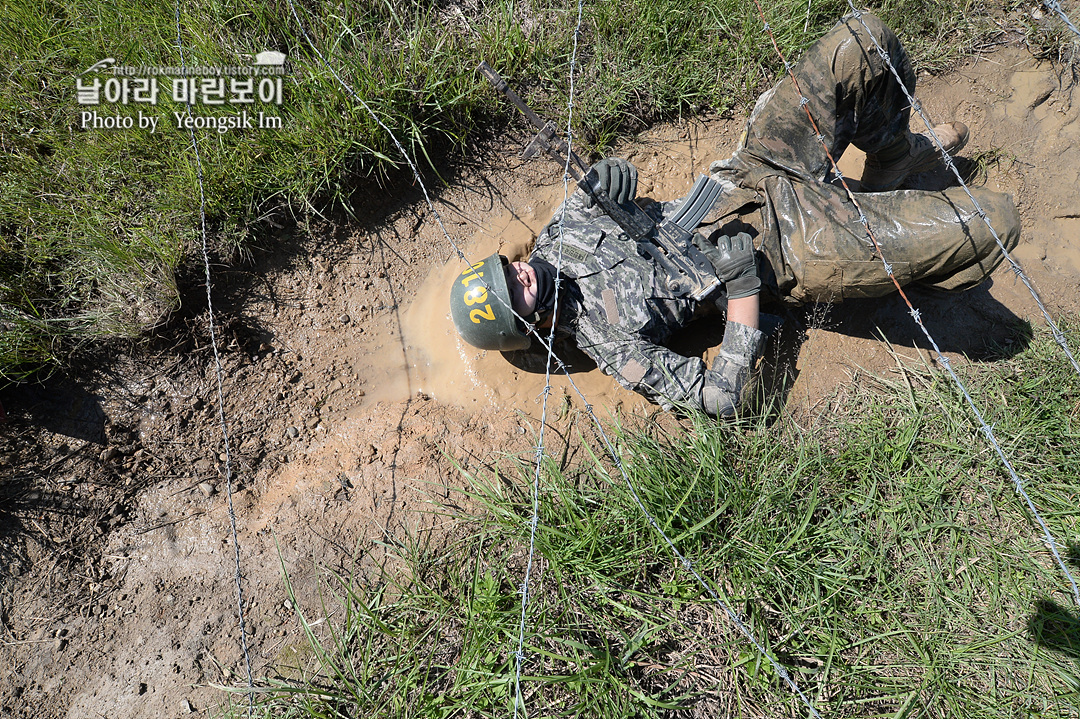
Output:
top-left (529, 10), bottom-right (1019, 412)
top-left (530, 184), bottom-right (765, 413)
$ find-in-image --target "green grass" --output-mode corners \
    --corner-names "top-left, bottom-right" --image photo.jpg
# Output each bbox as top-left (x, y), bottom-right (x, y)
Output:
top-left (227, 323), bottom-right (1080, 718)
top-left (0, 0), bottom-right (1060, 379)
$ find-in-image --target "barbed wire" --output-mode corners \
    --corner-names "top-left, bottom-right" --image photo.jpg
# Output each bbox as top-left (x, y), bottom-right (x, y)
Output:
top-left (842, 0), bottom-right (1080, 376)
top-left (282, 1), bottom-right (825, 715)
top-left (173, 4), bottom-right (255, 716)
top-left (511, 0), bottom-right (586, 714)
top-left (1043, 0), bottom-right (1080, 41)
top-left (751, 1), bottom-right (1080, 607)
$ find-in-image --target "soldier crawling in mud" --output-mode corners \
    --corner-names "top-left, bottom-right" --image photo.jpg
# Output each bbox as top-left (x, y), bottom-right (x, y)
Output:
top-left (450, 13), bottom-right (1020, 417)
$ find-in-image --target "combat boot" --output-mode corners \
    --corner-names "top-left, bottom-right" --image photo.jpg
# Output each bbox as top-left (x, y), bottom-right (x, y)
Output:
top-left (860, 121), bottom-right (969, 192)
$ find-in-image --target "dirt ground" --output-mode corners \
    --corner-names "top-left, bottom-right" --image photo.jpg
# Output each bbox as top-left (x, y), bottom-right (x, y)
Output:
top-left (2, 40), bottom-right (1079, 718)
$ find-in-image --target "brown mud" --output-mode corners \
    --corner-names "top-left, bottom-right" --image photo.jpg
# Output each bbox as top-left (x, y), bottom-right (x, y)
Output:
top-left (2, 43), bottom-right (1079, 718)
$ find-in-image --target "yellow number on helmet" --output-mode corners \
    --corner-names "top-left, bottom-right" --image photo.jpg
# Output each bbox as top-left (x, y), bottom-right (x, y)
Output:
top-left (469, 304), bottom-right (495, 323)
top-left (464, 286), bottom-right (488, 306)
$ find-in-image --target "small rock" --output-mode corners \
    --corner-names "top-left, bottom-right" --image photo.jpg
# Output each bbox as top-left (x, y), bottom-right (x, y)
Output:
top-left (356, 389), bottom-right (366, 397)
top-left (287, 370), bottom-right (301, 383)
top-left (339, 314), bottom-right (351, 324)
top-left (198, 482), bottom-right (217, 498)
top-left (239, 438), bottom-right (262, 455)
top-left (182, 698), bottom-right (195, 713)
top-left (286, 426), bottom-right (299, 439)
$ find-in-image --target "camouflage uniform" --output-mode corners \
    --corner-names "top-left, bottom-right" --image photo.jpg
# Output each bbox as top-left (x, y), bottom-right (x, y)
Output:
top-left (710, 12), bottom-right (1020, 305)
top-left (529, 12), bottom-right (1019, 412)
top-left (531, 188), bottom-right (762, 413)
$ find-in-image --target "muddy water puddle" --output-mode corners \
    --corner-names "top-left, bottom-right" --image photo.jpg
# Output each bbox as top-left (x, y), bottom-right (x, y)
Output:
top-left (398, 185), bottom-right (643, 416)
top-left (331, 57), bottom-right (1080, 425)
top-left (396, 122), bottom-right (744, 417)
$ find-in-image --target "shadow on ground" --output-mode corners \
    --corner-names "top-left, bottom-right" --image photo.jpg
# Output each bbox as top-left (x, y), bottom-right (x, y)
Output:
top-left (1028, 598), bottom-right (1080, 662)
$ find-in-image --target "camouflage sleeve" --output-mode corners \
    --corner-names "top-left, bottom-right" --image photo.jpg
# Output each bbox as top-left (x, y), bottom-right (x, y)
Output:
top-left (702, 321), bottom-right (766, 417)
top-left (533, 190), bottom-right (603, 257)
top-left (572, 313), bottom-right (711, 412)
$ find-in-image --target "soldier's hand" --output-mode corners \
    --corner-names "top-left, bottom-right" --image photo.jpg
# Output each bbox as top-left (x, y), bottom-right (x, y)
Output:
top-left (697, 231), bottom-right (760, 300)
top-left (583, 157), bottom-right (638, 209)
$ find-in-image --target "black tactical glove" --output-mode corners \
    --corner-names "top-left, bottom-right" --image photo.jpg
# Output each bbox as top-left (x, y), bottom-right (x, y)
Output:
top-left (583, 157), bottom-right (638, 209)
top-left (694, 231), bottom-right (760, 300)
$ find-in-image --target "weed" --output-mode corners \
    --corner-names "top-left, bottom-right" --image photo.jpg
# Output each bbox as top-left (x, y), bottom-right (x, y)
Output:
top-left (0, 0), bottom-right (1043, 379)
top-left (229, 322), bottom-right (1080, 718)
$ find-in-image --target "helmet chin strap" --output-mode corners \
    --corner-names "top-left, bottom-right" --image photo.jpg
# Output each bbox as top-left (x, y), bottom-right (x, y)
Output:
top-left (524, 307), bottom-right (556, 330)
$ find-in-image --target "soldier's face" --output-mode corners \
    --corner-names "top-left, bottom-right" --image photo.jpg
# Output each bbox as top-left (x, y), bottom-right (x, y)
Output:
top-left (506, 261), bottom-right (538, 316)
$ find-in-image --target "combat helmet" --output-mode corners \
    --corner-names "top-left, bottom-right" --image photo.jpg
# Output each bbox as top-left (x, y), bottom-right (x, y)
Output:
top-left (449, 252), bottom-right (531, 351)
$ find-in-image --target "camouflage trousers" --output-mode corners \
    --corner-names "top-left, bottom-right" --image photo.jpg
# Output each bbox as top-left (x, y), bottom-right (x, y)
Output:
top-left (720, 13), bottom-right (1020, 305)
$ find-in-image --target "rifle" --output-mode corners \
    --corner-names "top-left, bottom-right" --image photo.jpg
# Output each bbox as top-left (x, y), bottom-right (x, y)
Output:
top-left (477, 62), bottom-right (723, 301)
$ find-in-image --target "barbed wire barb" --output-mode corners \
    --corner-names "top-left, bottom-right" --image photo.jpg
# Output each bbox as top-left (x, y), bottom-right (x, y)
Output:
top-left (174, 5), bottom-right (255, 716)
top-left (1043, 0), bottom-right (1080, 41)
top-left (752, 0), bottom-right (1080, 606)
top-left (282, 1), bottom-right (829, 715)
top-left (843, 0), bottom-right (1080, 377)
top-left (511, 0), bottom-right (588, 713)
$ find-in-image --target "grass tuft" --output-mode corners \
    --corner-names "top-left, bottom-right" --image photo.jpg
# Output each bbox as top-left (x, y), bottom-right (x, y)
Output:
top-left (1, 0), bottom-right (1060, 378)
top-left (229, 321), bottom-right (1080, 718)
